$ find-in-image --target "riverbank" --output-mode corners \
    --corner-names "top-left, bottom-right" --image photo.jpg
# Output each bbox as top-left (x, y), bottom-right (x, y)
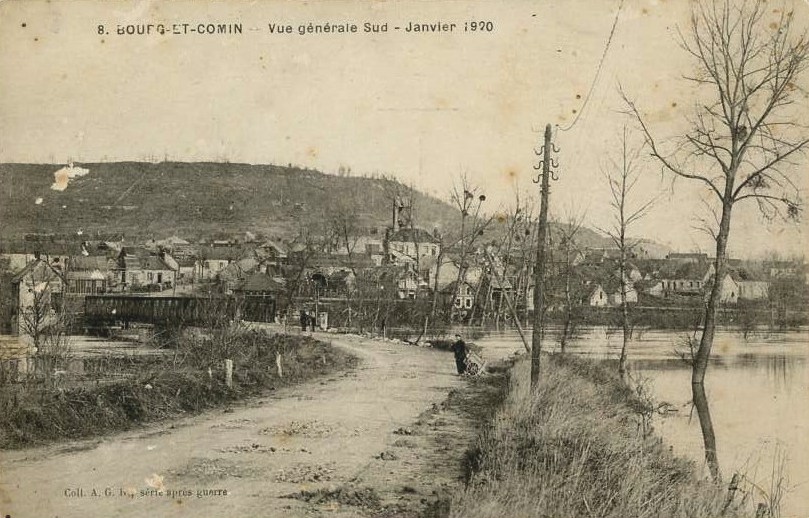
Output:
top-left (0, 331), bottom-right (358, 449)
top-left (451, 353), bottom-right (758, 518)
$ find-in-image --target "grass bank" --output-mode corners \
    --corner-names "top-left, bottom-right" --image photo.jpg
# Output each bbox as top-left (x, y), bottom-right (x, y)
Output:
top-left (0, 330), bottom-right (357, 449)
top-left (451, 354), bottom-right (752, 518)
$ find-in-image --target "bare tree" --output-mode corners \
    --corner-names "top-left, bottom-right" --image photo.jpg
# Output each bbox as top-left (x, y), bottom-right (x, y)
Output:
top-left (280, 222), bottom-right (323, 323)
top-left (623, 0), bottom-right (809, 480)
top-left (480, 190), bottom-right (532, 328)
top-left (16, 264), bottom-right (72, 385)
top-left (553, 207), bottom-right (587, 354)
top-left (324, 198), bottom-right (365, 327)
top-left (599, 128), bottom-right (655, 378)
top-left (448, 173), bottom-right (493, 322)
top-left (624, 0), bottom-right (808, 384)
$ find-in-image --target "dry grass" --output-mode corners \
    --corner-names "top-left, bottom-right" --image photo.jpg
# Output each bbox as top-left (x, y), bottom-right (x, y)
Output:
top-left (451, 354), bottom-right (752, 518)
top-left (0, 331), bottom-right (357, 449)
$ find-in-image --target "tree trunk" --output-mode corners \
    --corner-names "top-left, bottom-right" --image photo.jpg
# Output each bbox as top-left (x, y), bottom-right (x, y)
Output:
top-left (560, 246), bottom-right (572, 354)
top-left (692, 199), bottom-right (733, 385)
top-left (693, 382), bottom-right (721, 481)
top-left (691, 197), bottom-right (733, 484)
top-left (618, 239), bottom-right (629, 379)
top-left (430, 249), bottom-right (444, 320)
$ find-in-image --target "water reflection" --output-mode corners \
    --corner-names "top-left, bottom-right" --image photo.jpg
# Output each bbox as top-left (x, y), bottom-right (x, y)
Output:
top-left (693, 382), bottom-right (721, 482)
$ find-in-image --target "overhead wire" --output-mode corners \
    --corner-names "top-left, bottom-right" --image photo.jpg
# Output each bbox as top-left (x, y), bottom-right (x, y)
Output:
top-left (557, 0), bottom-right (625, 133)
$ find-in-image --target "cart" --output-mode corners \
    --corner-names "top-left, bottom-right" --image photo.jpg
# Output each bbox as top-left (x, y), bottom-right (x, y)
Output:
top-left (464, 349), bottom-right (486, 376)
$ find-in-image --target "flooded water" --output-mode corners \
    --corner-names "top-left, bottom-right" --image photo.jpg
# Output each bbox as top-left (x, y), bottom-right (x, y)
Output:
top-left (474, 326), bottom-right (809, 517)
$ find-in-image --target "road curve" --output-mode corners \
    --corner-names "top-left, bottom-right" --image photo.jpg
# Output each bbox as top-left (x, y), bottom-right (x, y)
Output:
top-left (0, 333), bottom-right (465, 517)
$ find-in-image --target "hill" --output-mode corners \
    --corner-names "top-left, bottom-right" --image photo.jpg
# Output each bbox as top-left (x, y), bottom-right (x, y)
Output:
top-left (0, 162), bottom-right (460, 242)
top-left (0, 161), bottom-right (668, 256)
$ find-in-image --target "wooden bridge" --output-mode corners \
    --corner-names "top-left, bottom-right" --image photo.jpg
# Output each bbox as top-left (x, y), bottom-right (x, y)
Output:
top-left (84, 294), bottom-right (275, 327)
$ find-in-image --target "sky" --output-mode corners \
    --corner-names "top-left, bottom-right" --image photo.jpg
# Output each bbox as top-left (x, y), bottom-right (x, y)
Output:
top-left (0, 0), bottom-right (807, 258)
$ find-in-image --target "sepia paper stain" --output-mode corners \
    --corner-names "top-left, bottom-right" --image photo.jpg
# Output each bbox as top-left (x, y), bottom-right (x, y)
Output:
top-left (144, 473), bottom-right (166, 492)
top-left (51, 163), bottom-right (89, 191)
top-left (501, 167), bottom-right (519, 183)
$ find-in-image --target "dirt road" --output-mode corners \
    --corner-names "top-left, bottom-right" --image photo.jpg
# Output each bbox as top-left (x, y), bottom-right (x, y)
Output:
top-left (0, 333), bottom-right (475, 517)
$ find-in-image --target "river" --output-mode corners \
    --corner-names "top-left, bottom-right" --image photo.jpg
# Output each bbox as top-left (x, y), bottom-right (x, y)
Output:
top-left (474, 326), bottom-right (809, 517)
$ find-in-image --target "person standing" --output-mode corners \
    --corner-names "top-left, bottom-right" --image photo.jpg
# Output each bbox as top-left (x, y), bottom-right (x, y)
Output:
top-left (451, 334), bottom-right (467, 375)
top-left (300, 310), bottom-right (309, 332)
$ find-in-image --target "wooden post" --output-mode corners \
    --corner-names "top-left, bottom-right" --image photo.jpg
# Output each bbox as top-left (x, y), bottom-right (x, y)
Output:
top-left (224, 359), bottom-right (233, 388)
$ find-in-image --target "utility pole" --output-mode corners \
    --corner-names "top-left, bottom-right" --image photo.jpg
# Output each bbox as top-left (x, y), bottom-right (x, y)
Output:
top-left (531, 124), bottom-right (558, 388)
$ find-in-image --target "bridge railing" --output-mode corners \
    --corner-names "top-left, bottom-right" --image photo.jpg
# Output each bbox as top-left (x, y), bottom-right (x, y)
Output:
top-left (84, 295), bottom-right (275, 326)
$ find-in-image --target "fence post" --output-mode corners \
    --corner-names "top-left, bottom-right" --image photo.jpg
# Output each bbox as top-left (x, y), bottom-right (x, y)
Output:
top-left (224, 359), bottom-right (233, 388)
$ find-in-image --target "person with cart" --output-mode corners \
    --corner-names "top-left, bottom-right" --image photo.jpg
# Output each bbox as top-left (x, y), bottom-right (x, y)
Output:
top-left (451, 334), bottom-right (468, 375)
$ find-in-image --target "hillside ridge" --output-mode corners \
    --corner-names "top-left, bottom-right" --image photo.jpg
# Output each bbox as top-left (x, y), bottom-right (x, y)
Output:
top-left (0, 161), bottom-right (661, 254)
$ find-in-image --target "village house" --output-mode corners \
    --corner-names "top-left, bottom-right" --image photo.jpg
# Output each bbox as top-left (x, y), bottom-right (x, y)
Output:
top-left (9, 259), bottom-right (65, 338)
top-left (115, 248), bottom-right (177, 291)
top-left (234, 272), bottom-right (285, 297)
top-left (355, 232), bottom-right (386, 265)
top-left (154, 236), bottom-right (191, 250)
top-left (737, 278), bottom-right (769, 300)
top-left (714, 273), bottom-right (740, 304)
top-left (764, 259), bottom-right (807, 284)
top-left (396, 266), bottom-right (427, 299)
top-left (233, 273), bottom-right (284, 323)
top-left (385, 227), bottom-right (441, 267)
top-left (587, 283), bottom-right (610, 307)
top-left (648, 261), bottom-right (714, 297)
top-left (64, 255), bottom-right (115, 295)
top-left (442, 280), bottom-right (477, 311)
top-left (176, 257), bottom-right (197, 283)
top-left (217, 256), bottom-right (260, 292)
top-left (435, 259), bottom-right (483, 291)
top-left (0, 240), bottom-right (73, 274)
top-left (304, 252), bottom-right (376, 277)
top-left (667, 252), bottom-right (709, 264)
top-left (196, 245), bottom-right (245, 281)
top-left (730, 268), bottom-right (770, 301)
top-left (583, 277), bottom-right (638, 308)
top-left (254, 241), bottom-right (288, 276)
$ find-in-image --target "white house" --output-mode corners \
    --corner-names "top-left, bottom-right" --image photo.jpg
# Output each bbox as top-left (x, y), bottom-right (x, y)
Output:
top-left (444, 280), bottom-right (477, 311)
top-left (386, 228), bottom-right (441, 266)
top-left (587, 284), bottom-right (610, 307)
top-left (9, 259), bottom-right (65, 339)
